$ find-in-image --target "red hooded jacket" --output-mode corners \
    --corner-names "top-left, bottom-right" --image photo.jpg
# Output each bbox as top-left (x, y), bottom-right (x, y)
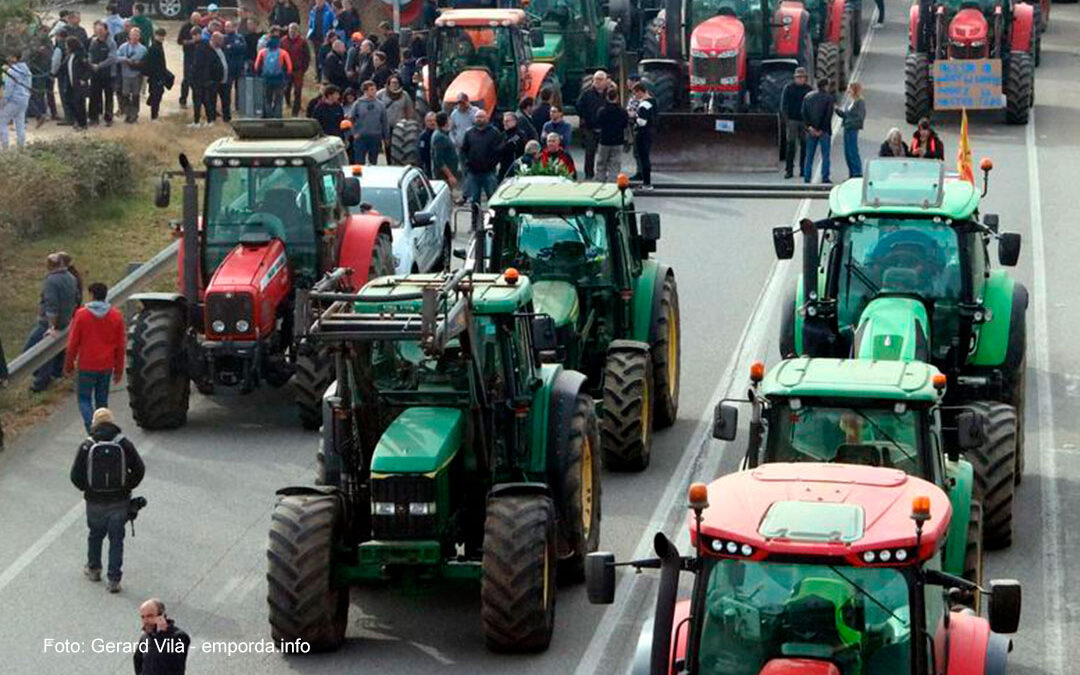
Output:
top-left (64, 302), bottom-right (125, 376)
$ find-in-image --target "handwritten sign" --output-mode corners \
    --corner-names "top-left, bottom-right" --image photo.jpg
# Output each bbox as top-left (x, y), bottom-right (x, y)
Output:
top-left (933, 59), bottom-right (1004, 110)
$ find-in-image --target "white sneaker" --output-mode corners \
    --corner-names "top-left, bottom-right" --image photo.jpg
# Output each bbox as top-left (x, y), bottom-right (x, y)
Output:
top-left (187, 122), bottom-right (200, 129)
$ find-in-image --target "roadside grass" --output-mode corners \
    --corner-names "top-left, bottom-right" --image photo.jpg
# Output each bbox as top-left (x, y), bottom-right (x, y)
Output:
top-left (0, 114), bottom-right (224, 442)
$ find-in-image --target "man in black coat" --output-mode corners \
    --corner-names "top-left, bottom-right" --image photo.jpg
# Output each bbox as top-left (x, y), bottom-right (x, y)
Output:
top-left (70, 408), bottom-right (145, 593)
top-left (800, 78), bottom-right (835, 184)
top-left (269, 0), bottom-right (302, 31)
top-left (460, 109), bottom-right (504, 204)
top-left (378, 21), bottom-right (400, 69)
top-left (135, 599), bottom-right (190, 675)
top-left (779, 66), bottom-right (812, 178)
top-left (574, 69), bottom-right (610, 180)
top-left (145, 27), bottom-right (170, 120)
top-left (499, 110), bottom-right (529, 179)
top-left (324, 39), bottom-right (350, 90)
top-left (177, 11), bottom-right (200, 108)
top-left (189, 28), bottom-right (223, 125)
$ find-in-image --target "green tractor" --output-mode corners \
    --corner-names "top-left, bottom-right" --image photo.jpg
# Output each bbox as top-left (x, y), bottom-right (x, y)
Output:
top-left (267, 269), bottom-right (600, 652)
top-left (772, 158), bottom-right (1026, 549)
top-left (712, 357), bottom-right (987, 595)
top-left (480, 177), bottom-right (680, 471)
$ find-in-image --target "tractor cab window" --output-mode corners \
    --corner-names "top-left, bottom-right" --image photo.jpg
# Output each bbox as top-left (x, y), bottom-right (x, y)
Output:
top-left (528, 0), bottom-right (579, 25)
top-left (697, 559), bottom-right (913, 675)
top-left (368, 339), bottom-right (471, 394)
top-left (436, 26), bottom-right (514, 82)
top-left (764, 401), bottom-right (926, 475)
top-left (835, 220), bottom-right (963, 359)
top-left (509, 212), bottom-right (612, 284)
top-left (204, 165), bottom-right (317, 275)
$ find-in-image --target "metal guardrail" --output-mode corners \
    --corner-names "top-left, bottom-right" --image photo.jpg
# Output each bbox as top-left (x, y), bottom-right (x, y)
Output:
top-left (6, 239), bottom-right (180, 385)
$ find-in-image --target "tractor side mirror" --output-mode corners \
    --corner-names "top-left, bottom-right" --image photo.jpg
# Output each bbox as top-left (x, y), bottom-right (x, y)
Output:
top-left (712, 402), bottom-right (738, 441)
top-left (956, 410), bottom-right (986, 451)
top-left (640, 213), bottom-right (661, 241)
top-left (341, 176), bottom-right (362, 207)
top-left (998, 232), bottom-right (1021, 266)
top-left (530, 314), bottom-right (558, 352)
top-left (773, 226), bottom-right (795, 259)
top-left (453, 247), bottom-right (467, 260)
top-left (988, 579), bottom-right (1022, 634)
top-left (983, 213), bottom-right (999, 233)
top-left (530, 28), bottom-right (545, 48)
top-left (585, 552), bottom-right (616, 604)
top-left (412, 211), bottom-right (435, 227)
top-left (154, 176), bottom-right (171, 208)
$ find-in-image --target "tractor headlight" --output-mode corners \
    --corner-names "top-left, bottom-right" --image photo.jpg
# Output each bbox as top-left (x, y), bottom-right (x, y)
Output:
top-left (408, 502), bottom-right (437, 516)
top-left (212, 320), bottom-right (226, 333)
top-left (235, 319), bottom-right (250, 333)
top-left (372, 502), bottom-right (396, 516)
top-left (720, 76), bottom-right (738, 85)
top-left (862, 551), bottom-right (876, 563)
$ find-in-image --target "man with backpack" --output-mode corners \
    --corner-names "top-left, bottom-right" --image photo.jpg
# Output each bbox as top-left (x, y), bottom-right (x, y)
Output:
top-left (255, 30), bottom-right (293, 118)
top-left (70, 408), bottom-right (145, 594)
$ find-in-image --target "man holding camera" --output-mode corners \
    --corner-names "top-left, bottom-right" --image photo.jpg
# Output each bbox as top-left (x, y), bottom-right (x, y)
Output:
top-left (70, 408), bottom-right (145, 593)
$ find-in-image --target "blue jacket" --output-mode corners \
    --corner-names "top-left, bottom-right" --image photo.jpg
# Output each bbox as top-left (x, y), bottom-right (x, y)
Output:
top-left (307, 4), bottom-right (336, 42)
top-left (223, 33), bottom-right (246, 78)
top-left (2, 61), bottom-right (32, 107)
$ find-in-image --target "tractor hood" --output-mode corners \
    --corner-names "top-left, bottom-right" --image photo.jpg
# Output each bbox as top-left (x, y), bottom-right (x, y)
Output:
top-left (371, 407), bottom-right (465, 474)
top-left (532, 280), bottom-right (580, 328)
top-left (691, 15), bottom-right (745, 54)
top-left (206, 238), bottom-right (289, 294)
top-left (531, 32), bottom-right (563, 62)
top-left (949, 8), bottom-right (988, 45)
top-left (442, 70), bottom-right (497, 116)
top-left (852, 296), bottom-right (931, 362)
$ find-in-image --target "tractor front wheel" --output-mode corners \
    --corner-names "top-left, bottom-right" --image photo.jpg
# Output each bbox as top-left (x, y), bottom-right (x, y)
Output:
top-left (602, 349), bottom-right (654, 471)
top-left (127, 304), bottom-right (190, 430)
top-left (651, 273), bottom-right (681, 429)
top-left (267, 493), bottom-right (349, 652)
top-left (389, 119), bottom-right (421, 167)
top-left (1004, 52), bottom-right (1034, 125)
top-left (643, 69), bottom-right (678, 114)
top-left (904, 52), bottom-right (932, 124)
top-left (966, 401), bottom-right (1017, 550)
top-left (481, 494), bottom-right (558, 652)
top-left (554, 394), bottom-right (601, 583)
top-left (958, 500), bottom-right (984, 610)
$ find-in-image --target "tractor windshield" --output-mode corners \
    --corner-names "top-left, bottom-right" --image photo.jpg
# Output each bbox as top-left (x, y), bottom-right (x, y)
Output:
top-left (368, 339), bottom-right (472, 394)
top-left (834, 220), bottom-right (963, 358)
top-left (204, 165), bottom-right (317, 274)
top-left (697, 559), bottom-right (913, 675)
top-left (506, 212), bottom-right (612, 283)
top-left (764, 401), bottom-right (925, 475)
top-left (435, 25), bottom-right (516, 82)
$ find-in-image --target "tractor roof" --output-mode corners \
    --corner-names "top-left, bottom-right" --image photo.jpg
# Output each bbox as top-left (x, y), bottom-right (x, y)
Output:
top-left (203, 119), bottom-right (346, 165)
top-left (829, 158), bottom-right (980, 220)
top-left (354, 272), bottom-right (532, 315)
top-left (759, 358), bottom-right (943, 403)
top-left (435, 8), bottom-right (528, 27)
top-left (691, 464), bottom-right (951, 567)
top-left (489, 178), bottom-right (632, 209)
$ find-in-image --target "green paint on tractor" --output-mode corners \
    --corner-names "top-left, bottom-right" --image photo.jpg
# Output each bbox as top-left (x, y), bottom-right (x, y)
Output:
top-left (828, 159), bottom-right (981, 220)
top-left (533, 281), bottom-right (580, 328)
top-left (370, 408), bottom-right (464, 474)
top-left (355, 273), bottom-right (534, 315)
top-left (761, 358), bottom-right (942, 402)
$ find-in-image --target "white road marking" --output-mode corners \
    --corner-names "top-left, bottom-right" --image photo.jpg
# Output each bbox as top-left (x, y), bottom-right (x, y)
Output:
top-left (409, 641), bottom-right (456, 665)
top-left (1026, 109), bottom-right (1065, 675)
top-left (211, 575), bottom-right (244, 605)
top-left (0, 501), bottom-right (83, 594)
top-left (573, 14), bottom-right (881, 674)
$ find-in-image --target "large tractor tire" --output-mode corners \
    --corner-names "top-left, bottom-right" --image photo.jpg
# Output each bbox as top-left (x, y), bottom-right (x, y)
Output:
top-left (480, 494), bottom-right (558, 652)
top-left (643, 69), bottom-right (678, 114)
top-left (965, 401), bottom-right (1017, 550)
top-left (650, 273), bottom-right (680, 429)
top-left (127, 304), bottom-right (190, 430)
top-left (816, 41), bottom-right (842, 95)
top-left (389, 119), bottom-right (421, 167)
top-left (607, 31), bottom-right (627, 77)
top-left (295, 348), bottom-right (333, 431)
top-left (267, 492), bottom-right (349, 652)
top-left (958, 500), bottom-right (984, 610)
top-left (1004, 52), bottom-right (1034, 125)
top-left (756, 69), bottom-right (794, 114)
top-left (904, 52), bottom-right (932, 124)
top-left (1006, 358), bottom-right (1026, 484)
top-left (554, 394), bottom-right (601, 583)
top-left (601, 349), bottom-right (654, 471)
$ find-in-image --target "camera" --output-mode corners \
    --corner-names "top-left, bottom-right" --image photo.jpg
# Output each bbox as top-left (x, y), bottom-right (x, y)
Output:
top-left (128, 496), bottom-right (148, 522)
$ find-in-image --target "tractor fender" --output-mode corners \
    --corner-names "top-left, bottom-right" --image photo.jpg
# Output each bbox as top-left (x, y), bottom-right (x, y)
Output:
top-left (274, 485), bottom-right (348, 530)
top-left (909, 4), bottom-right (920, 52)
top-left (523, 63), bottom-right (556, 101)
top-left (943, 458), bottom-right (975, 577)
top-left (130, 292), bottom-right (186, 310)
top-left (941, 610), bottom-right (992, 674)
top-left (489, 482), bottom-right (552, 499)
top-left (630, 261), bottom-right (671, 345)
top-left (336, 215), bottom-right (393, 291)
top-left (1010, 3), bottom-right (1035, 54)
top-left (629, 618), bottom-right (652, 675)
top-left (983, 632), bottom-right (1010, 675)
top-left (786, 277), bottom-right (805, 356)
top-left (546, 368), bottom-right (588, 541)
top-left (970, 273), bottom-right (1024, 368)
top-left (772, 5), bottom-right (807, 58)
top-left (825, 0), bottom-right (846, 44)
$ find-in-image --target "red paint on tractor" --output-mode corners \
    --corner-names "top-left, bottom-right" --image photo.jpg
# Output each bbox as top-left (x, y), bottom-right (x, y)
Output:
top-left (337, 215), bottom-right (393, 291)
top-left (825, 0), bottom-right (846, 44)
top-left (523, 63), bottom-right (556, 100)
top-left (759, 659), bottom-right (843, 675)
top-left (689, 15), bottom-right (747, 93)
top-left (773, 3), bottom-right (805, 57)
top-left (204, 238), bottom-right (290, 339)
top-left (948, 9), bottom-right (990, 58)
top-left (669, 599), bottom-right (692, 674)
top-left (909, 4), bottom-right (920, 51)
top-left (938, 611), bottom-right (992, 674)
top-left (1010, 2), bottom-right (1035, 53)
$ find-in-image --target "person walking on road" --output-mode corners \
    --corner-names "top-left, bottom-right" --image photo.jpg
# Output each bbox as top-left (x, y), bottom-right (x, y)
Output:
top-left (116, 27), bottom-right (147, 123)
top-left (460, 109), bottom-right (504, 204)
top-left (779, 66), bottom-right (811, 178)
top-left (629, 81), bottom-right (655, 188)
top-left (419, 111), bottom-right (437, 177)
top-left (879, 127), bottom-right (911, 157)
top-left (431, 111), bottom-right (460, 191)
top-left (835, 81), bottom-right (866, 179)
top-left (449, 92), bottom-right (478, 148)
top-left (255, 31), bottom-right (293, 118)
top-left (801, 77), bottom-right (835, 183)
top-left (70, 408), bottom-right (145, 594)
top-left (312, 84), bottom-right (345, 137)
top-left (24, 253), bottom-right (81, 392)
top-left (1, 51), bottom-right (32, 149)
top-left (911, 117), bottom-right (945, 159)
top-left (281, 23), bottom-right (310, 117)
top-left (135, 599), bottom-right (190, 675)
top-left (595, 87), bottom-right (629, 183)
top-left (64, 283), bottom-right (125, 432)
top-left (177, 11), bottom-right (200, 108)
top-left (350, 80), bottom-right (388, 164)
top-left (189, 28), bottom-right (221, 127)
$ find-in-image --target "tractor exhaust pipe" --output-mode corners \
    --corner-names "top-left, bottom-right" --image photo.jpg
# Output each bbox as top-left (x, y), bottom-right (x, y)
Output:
top-left (665, 0), bottom-right (683, 60)
top-left (649, 533), bottom-right (682, 675)
top-left (800, 218), bottom-right (819, 305)
top-left (179, 153), bottom-right (200, 319)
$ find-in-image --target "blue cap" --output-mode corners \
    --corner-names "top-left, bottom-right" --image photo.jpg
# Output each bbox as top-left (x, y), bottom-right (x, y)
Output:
top-left (208, 3), bottom-right (219, 10)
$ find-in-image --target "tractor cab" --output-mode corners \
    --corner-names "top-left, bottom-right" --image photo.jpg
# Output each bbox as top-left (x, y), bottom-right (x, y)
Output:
top-left (585, 466), bottom-right (1023, 675)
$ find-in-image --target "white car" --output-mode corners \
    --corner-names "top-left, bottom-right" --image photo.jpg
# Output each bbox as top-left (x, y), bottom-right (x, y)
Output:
top-left (346, 165), bottom-right (453, 274)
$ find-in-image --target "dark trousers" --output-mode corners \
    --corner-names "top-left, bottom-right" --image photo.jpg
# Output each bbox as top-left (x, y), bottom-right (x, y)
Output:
top-left (23, 321), bottom-right (64, 390)
top-left (216, 82), bottom-right (232, 122)
top-left (843, 127), bottom-right (862, 178)
top-left (86, 500), bottom-right (128, 582)
top-left (148, 80), bottom-right (165, 118)
top-left (581, 127), bottom-right (598, 179)
top-left (70, 85), bottom-right (88, 128)
top-left (193, 83), bottom-right (217, 123)
top-left (875, 0), bottom-right (884, 21)
top-left (634, 131), bottom-right (652, 185)
top-left (89, 72), bottom-right (114, 123)
top-left (804, 131), bottom-right (831, 183)
top-left (264, 83), bottom-right (285, 118)
top-left (784, 118), bottom-right (807, 176)
top-left (77, 370), bottom-right (111, 432)
top-left (353, 135), bottom-right (381, 164)
top-left (58, 78), bottom-right (75, 122)
top-left (179, 64), bottom-right (191, 105)
top-left (283, 78), bottom-right (304, 116)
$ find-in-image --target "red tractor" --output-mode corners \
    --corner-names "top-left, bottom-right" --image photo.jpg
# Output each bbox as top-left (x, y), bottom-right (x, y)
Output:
top-left (587, 463), bottom-right (1023, 674)
top-left (128, 120), bottom-right (394, 430)
top-left (905, 0), bottom-right (1037, 124)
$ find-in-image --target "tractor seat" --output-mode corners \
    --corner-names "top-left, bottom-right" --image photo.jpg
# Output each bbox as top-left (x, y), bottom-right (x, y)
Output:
top-left (880, 267), bottom-right (920, 293)
top-left (242, 212), bottom-right (286, 242)
top-left (258, 188), bottom-right (306, 238)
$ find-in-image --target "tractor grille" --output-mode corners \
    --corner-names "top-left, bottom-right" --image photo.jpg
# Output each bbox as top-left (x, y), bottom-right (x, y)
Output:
top-left (205, 292), bottom-right (254, 337)
top-left (692, 55), bottom-right (738, 84)
top-left (371, 476), bottom-right (438, 540)
top-left (949, 42), bottom-right (986, 59)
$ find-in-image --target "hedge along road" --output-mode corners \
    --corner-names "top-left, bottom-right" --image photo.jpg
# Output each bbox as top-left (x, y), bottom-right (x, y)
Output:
top-left (2, 9), bottom-right (1080, 675)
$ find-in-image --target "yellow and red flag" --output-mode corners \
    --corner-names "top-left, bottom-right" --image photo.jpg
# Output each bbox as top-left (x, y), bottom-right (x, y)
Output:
top-left (957, 108), bottom-right (974, 184)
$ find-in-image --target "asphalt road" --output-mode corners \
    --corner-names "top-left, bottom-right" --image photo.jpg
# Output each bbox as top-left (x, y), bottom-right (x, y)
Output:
top-left (2, 5), bottom-right (1079, 675)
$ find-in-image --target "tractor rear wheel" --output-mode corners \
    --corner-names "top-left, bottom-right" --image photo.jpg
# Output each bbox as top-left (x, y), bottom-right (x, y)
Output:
top-left (295, 348), bottom-right (332, 430)
top-left (127, 304), bottom-right (190, 430)
top-left (601, 349), bottom-right (654, 471)
top-left (1006, 358), bottom-right (1026, 484)
top-left (958, 500), bottom-right (984, 610)
top-left (651, 273), bottom-right (680, 429)
top-left (389, 119), bottom-right (421, 167)
top-left (1004, 51), bottom-right (1034, 125)
top-left (816, 41), bottom-right (841, 95)
top-left (481, 494), bottom-right (558, 652)
top-left (643, 69), bottom-right (677, 114)
top-left (965, 401), bottom-right (1017, 550)
top-left (904, 52), bottom-right (932, 124)
top-left (756, 69), bottom-right (794, 114)
top-left (554, 394), bottom-right (601, 583)
top-left (267, 493), bottom-right (349, 651)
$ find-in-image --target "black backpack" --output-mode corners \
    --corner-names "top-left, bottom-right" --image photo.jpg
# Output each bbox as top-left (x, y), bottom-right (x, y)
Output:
top-left (86, 435), bottom-right (127, 493)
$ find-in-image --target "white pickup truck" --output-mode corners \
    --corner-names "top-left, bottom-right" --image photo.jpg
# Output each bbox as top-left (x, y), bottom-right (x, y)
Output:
top-left (346, 165), bottom-right (453, 274)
